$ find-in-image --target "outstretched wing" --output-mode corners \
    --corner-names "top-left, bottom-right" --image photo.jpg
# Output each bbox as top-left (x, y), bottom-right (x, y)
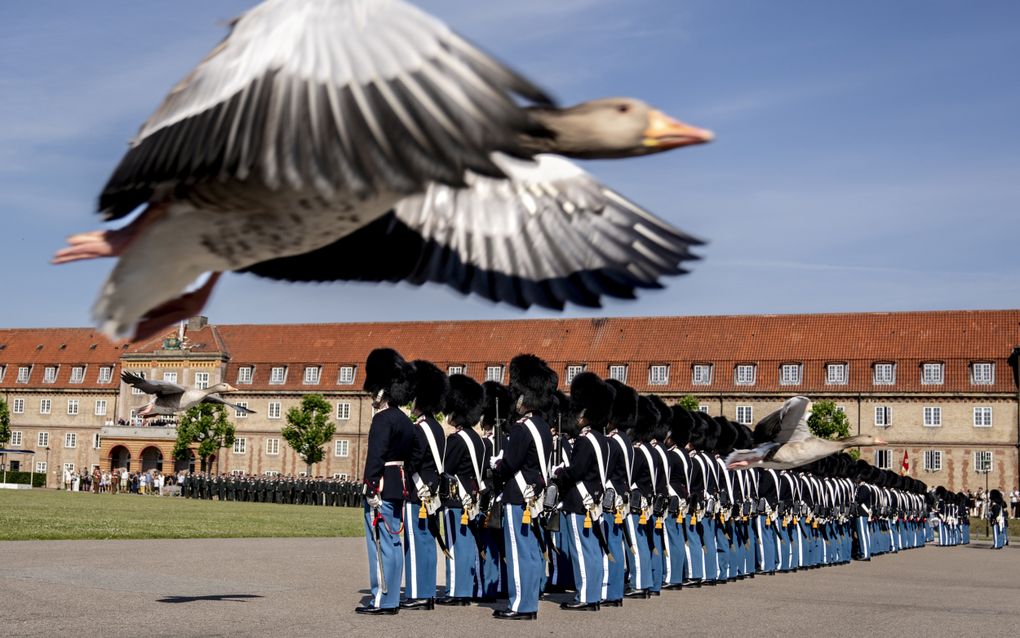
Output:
top-left (99, 0), bottom-right (553, 219)
top-left (202, 394), bottom-right (257, 414)
top-left (121, 370), bottom-right (185, 396)
top-left (754, 397), bottom-right (812, 445)
top-left (241, 154), bottom-right (703, 310)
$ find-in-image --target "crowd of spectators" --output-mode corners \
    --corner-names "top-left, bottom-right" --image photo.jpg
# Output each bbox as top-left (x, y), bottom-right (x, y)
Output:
top-left (61, 466), bottom-right (177, 495)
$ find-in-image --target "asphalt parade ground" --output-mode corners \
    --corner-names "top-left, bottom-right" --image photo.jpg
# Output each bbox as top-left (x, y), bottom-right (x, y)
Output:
top-left (1, 538), bottom-right (1016, 638)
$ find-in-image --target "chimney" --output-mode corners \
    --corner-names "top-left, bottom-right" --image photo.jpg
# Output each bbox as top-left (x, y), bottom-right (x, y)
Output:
top-left (187, 316), bottom-right (209, 333)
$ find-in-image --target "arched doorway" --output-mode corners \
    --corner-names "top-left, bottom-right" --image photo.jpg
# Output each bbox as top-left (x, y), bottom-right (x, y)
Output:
top-left (140, 446), bottom-right (164, 473)
top-left (109, 445), bottom-right (131, 472)
top-left (174, 449), bottom-right (195, 474)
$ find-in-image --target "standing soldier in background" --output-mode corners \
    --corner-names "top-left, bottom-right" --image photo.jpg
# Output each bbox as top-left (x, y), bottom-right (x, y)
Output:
top-left (988, 489), bottom-right (1008, 549)
top-left (625, 396), bottom-right (659, 598)
top-left (603, 380), bottom-right (637, 606)
top-left (356, 348), bottom-right (416, 616)
top-left (478, 381), bottom-right (511, 602)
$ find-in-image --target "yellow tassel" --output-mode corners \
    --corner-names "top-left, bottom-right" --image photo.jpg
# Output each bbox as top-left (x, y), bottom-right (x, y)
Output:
top-left (614, 510), bottom-right (623, 524)
top-left (676, 512), bottom-right (683, 524)
top-left (460, 511), bottom-right (469, 526)
top-left (639, 513), bottom-right (647, 525)
top-left (522, 508), bottom-right (531, 525)
top-left (584, 512), bottom-right (592, 529)
top-left (742, 516), bottom-right (749, 523)
top-left (812, 521), bottom-right (818, 530)
top-left (419, 504), bottom-right (427, 520)
top-left (655, 517), bottom-right (663, 530)
top-left (793, 517), bottom-right (800, 525)
top-left (691, 514), bottom-right (698, 525)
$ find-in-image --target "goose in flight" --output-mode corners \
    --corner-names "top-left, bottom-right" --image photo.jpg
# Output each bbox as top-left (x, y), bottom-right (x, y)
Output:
top-left (53, 0), bottom-right (713, 341)
top-left (724, 396), bottom-right (883, 470)
top-left (122, 371), bottom-right (255, 418)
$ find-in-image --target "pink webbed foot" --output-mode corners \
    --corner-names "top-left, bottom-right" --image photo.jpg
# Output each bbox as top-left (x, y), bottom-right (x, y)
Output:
top-left (52, 229), bottom-right (134, 264)
top-left (132, 273), bottom-right (222, 342)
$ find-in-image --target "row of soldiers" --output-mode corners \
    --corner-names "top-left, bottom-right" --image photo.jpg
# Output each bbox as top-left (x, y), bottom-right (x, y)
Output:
top-left (930, 486), bottom-right (1011, 549)
top-left (355, 349), bottom-right (939, 619)
top-left (179, 472), bottom-right (364, 507)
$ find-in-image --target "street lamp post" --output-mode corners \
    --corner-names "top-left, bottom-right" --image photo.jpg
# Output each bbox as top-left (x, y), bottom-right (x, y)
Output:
top-left (45, 446), bottom-right (50, 488)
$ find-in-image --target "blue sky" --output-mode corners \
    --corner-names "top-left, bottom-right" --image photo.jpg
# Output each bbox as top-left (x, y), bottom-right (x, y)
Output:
top-left (1, 0), bottom-right (1018, 329)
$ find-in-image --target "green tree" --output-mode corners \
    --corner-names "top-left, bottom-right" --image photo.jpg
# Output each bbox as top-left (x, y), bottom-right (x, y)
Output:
top-left (807, 399), bottom-right (852, 439)
top-left (282, 394), bottom-right (336, 477)
top-left (0, 398), bottom-right (10, 447)
top-left (174, 404), bottom-right (235, 473)
top-left (675, 395), bottom-right (701, 413)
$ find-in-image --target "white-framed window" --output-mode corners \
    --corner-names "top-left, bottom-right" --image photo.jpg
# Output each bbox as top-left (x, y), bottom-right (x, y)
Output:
top-left (335, 439), bottom-right (350, 457)
top-left (608, 365), bottom-right (628, 383)
top-left (17, 366), bottom-right (31, 383)
top-left (649, 365), bottom-right (670, 386)
top-left (43, 366), bottom-right (58, 383)
top-left (37, 432), bottom-right (49, 447)
top-left (263, 470), bottom-right (280, 477)
top-left (130, 372), bottom-right (146, 394)
top-left (92, 433), bottom-right (101, 449)
top-left (163, 372), bottom-right (178, 384)
top-left (266, 438), bottom-right (280, 455)
top-left (338, 366), bottom-right (356, 385)
top-left (63, 462), bottom-right (75, 475)
top-left (874, 449), bottom-right (892, 470)
top-left (735, 364), bottom-right (756, 386)
top-left (970, 362), bottom-right (994, 385)
top-left (98, 366), bottom-right (113, 384)
top-left (826, 363), bottom-right (848, 385)
top-left (486, 366), bottom-right (504, 382)
top-left (230, 469), bottom-right (245, 476)
top-left (336, 402), bottom-right (351, 421)
top-left (736, 405), bottom-right (753, 425)
top-left (565, 365), bottom-right (585, 384)
top-left (974, 451), bottom-right (993, 473)
top-left (233, 438), bottom-right (247, 454)
top-left (921, 362), bottom-right (944, 385)
top-left (874, 406), bottom-right (892, 428)
top-left (64, 432), bottom-right (76, 448)
top-left (194, 372), bottom-right (209, 390)
top-left (70, 366), bottom-right (85, 384)
top-left (94, 400), bottom-right (107, 416)
top-left (268, 401), bottom-right (281, 419)
top-left (237, 366), bottom-right (253, 385)
top-left (923, 406), bottom-right (942, 427)
top-left (692, 364), bottom-right (712, 386)
top-left (269, 367), bottom-right (287, 384)
top-left (923, 450), bottom-right (943, 472)
top-left (11, 431), bottom-right (22, 447)
top-left (873, 363), bottom-right (895, 385)
top-left (303, 366), bottom-right (321, 385)
top-left (779, 363), bottom-right (801, 385)
top-left (39, 399), bottom-right (52, 415)
top-left (698, 404), bottom-right (710, 414)
top-left (836, 405), bottom-right (846, 413)
top-left (447, 365), bottom-right (464, 376)
top-left (973, 407), bottom-right (993, 428)
top-left (235, 402), bottom-right (249, 418)
top-left (12, 398), bottom-right (24, 414)
top-left (0, 365), bottom-right (4, 383)
top-left (36, 461), bottom-right (47, 473)
top-left (129, 409), bottom-right (143, 427)
top-left (67, 400), bottom-right (79, 416)
top-left (333, 473), bottom-right (349, 480)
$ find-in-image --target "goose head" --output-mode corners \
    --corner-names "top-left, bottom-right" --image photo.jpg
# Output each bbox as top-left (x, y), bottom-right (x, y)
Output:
top-left (206, 382), bottom-right (238, 394)
top-left (526, 97), bottom-right (713, 160)
top-left (843, 434), bottom-right (886, 447)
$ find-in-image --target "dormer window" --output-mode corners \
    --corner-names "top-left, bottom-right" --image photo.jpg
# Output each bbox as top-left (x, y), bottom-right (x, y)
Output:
top-left (734, 364), bottom-right (756, 386)
top-left (303, 366), bottom-right (321, 385)
top-left (70, 366), bottom-right (85, 384)
top-left (779, 363), bottom-right (802, 386)
top-left (237, 366), bottom-right (253, 384)
top-left (921, 362), bottom-right (944, 385)
top-left (649, 365), bottom-right (670, 386)
top-left (608, 365), bottom-right (628, 383)
top-left (17, 366), bottom-right (30, 383)
top-left (269, 366), bottom-right (287, 385)
top-left (97, 366), bottom-right (113, 384)
top-left (826, 363), bottom-right (848, 385)
top-left (970, 362), bottom-right (994, 385)
top-left (338, 366), bottom-right (356, 385)
top-left (486, 366), bottom-right (504, 383)
top-left (692, 364), bottom-right (712, 386)
top-left (873, 362), bottom-right (895, 385)
top-left (447, 365), bottom-right (464, 376)
top-left (565, 365), bottom-right (586, 384)
top-left (43, 366), bottom-right (58, 384)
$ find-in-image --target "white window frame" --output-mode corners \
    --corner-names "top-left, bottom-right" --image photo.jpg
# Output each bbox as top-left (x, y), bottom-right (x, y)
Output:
top-left (266, 438), bottom-right (280, 456)
top-left (333, 473), bottom-right (349, 480)
top-left (37, 432), bottom-right (49, 447)
top-left (565, 365), bottom-right (585, 384)
top-left (39, 399), bottom-right (52, 415)
top-left (923, 406), bottom-right (942, 428)
top-left (194, 372), bottom-right (210, 390)
top-left (486, 366), bottom-right (504, 383)
top-left (237, 366), bottom-right (253, 385)
top-left (873, 363), bottom-right (895, 385)
top-left (874, 406), bottom-right (891, 428)
top-left (735, 405), bottom-right (753, 425)
top-left (12, 398), bottom-right (24, 414)
top-left (921, 362), bottom-right (944, 385)
top-left (233, 438), bottom-right (247, 454)
top-left (735, 364), bottom-right (756, 386)
top-left (43, 366), bottom-right (58, 384)
top-left (970, 362), bottom-right (994, 385)
top-left (779, 363), bottom-right (802, 386)
top-left (64, 432), bottom-right (77, 448)
top-left (268, 401), bottom-right (281, 419)
top-left (826, 363), bottom-right (848, 386)
top-left (235, 402), bottom-right (249, 419)
top-left (303, 366), bottom-right (321, 385)
top-left (874, 449), bottom-right (892, 470)
top-left (67, 400), bottom-right (79, 416)
top-left (163, 372), bottom-right (178, 384)
top-left (0, 365), bottom-right (4, 383)
top-left (608, 365), bottom-right (628, 383)
top-left (63, 462), bottom-right (76, 475)
top-left (649, 365), bottom-right (670, 386)
top-left (447, 365), bottom-right (464, 376)
top-left (973, 407), bottom-right (992, 428)
top-left (36, 461), bottom-right (47, 473)
top-left (692, 364), bottom-right (712, 386)
top-left (269, 367), bottom-right (287, 385)
top-left (17, 366), bottom-right (31, 383)
top-left (336, 402), bottom-right (351, 421)
top-left (70, 366), bottom-right (85, 384)
top-left (338, 366), bottom-right (356, 385)
top-left (11, 431), bottom-right (23, 447)
top-left (92, 433), bottom-right (101, 449)
top-left (974, 451), bottom-right (993, 473)
top-left (698, 405), bottom-right (710, 414)
top-left (923, 450), bottom-right (943, 472)
top-left (335, 439), bottom-right (350, 458)
top-left (94, 400), bottom-right (107, 416)
top-left (98, 366), bottom-right (113, 384)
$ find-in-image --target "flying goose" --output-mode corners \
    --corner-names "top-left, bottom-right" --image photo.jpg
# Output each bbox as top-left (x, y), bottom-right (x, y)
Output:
top-left (121, 371), bottom-right (254, 418)
top-left (53, 0), bottom-right (713, 341)
top-left (724, 396), bottom-right (883, 471)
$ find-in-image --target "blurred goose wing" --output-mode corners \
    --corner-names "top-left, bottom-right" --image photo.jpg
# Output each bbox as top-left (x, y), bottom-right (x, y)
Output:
top-left (121, 370), bottom-right (185, 397)
top-left (241, 154), bottom-right (702, 309)
top-left (754, 396), bottom-right (813, 445)
top-left (99, 0), bottom-right (553, 219)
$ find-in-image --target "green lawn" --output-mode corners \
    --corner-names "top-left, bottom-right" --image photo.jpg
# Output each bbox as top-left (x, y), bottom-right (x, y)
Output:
top-left (0, 489), bottom-right (365, 541)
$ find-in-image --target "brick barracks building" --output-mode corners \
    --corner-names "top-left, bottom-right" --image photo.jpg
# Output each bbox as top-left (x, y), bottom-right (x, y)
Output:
top-left (2, 311), bottom-right (1018, 493)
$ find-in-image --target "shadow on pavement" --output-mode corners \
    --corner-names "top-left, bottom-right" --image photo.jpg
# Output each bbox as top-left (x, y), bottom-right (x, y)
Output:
top-left (157, 594), bottom-right (264, 604)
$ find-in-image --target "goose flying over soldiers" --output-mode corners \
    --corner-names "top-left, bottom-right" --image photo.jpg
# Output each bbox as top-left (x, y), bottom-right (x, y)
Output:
top-left (52, 0), bottom-right (713, 341)
top-left (121, 371), bottom-right (255, 418)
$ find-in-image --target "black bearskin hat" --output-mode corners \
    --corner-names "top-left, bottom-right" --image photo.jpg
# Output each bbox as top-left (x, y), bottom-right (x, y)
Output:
top-left (481, 381), bottom-right (512, 429)
top-left (363, 348), bottom-right (415, 406)
top-left (669, 406), bottom-right (694, 448)
top-left (734, 422), bottom-right (754, 451)
top-left (411, 360), bottom-right (449, 415)
top-left (648, 395), bottom-right (672, 443)
top-left (445, 374), bottom-right (485, 429)
top-left (509, 354), bottom-right (558, 414)
top-left (569, 372), bottom-right (615, 433)
top-left (989, 489), bottom-right (1004, 505)
top-left (714, 417), bottom-right (739, 455)
top-left (551, 390), bottom-right (577, 437)
top-left (605, 379), bottom-right (638, 431)
top-left (633, 395), bottom-right (660, 443)
top-left (691, 411), bottom-right (719, 452)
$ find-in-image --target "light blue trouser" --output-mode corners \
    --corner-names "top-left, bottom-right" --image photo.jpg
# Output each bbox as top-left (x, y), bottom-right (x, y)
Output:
top-left (663, 515), bottom-right (687, 585)
top-left (403, 501), bottom-right (437, 600)
top-left (715, 519), bottom-right (732, 579)
top-left (443, 507), bottom-right (477, 598)
top-left (745, 516), bottom-right (758, 574)
top-left (602, 513), bottom-right (626, 600)
top-left (503, 504), bottom-right (543, 614)
top-left (755, 516), bottom-right (778, 573)
top-left (478, 522), bottom-right (504, 599)
top-left (684, 514), bottom-right (705, 581)
top-left (626, 513), bottom-right (652, 590)
top-left (566, 513), bottom-right (605, 604)
top-left (649, 519), bottom-right (663, 591)
top-left (547, 513), bottom-right (575, 591)
top-left (364, 500), bottom-right (404, 609)
top-left (992, 522), bottom-right (1007, 549)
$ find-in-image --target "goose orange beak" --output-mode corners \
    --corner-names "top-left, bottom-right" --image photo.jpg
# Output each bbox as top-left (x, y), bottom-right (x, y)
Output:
top-left (643, 110), bottom-right (714, 149)
top-left (874, 438), bottom-right (886, 445)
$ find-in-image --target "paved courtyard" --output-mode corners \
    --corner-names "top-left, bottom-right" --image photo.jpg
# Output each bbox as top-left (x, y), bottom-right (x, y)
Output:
top-left (1, 537), bottom-right (1016, 637)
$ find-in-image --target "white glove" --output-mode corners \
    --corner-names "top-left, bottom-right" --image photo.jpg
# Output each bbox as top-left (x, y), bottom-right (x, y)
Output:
top-left (417, 486), bottom-right (431, 501)
top-left (551, 463), bottom-right (566, 478)
top-left (366, 493), bottom-right (382, 509)
top-left (489, 451), bottom-right (504, 470)
top-left (582, 492), bottom-right (595, 510)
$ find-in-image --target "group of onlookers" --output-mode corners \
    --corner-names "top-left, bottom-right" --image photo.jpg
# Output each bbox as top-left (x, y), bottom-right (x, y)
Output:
top-left (61, 467), bottom-right (179, 495)
top-left (964, 488), bottom-right (1020, 519)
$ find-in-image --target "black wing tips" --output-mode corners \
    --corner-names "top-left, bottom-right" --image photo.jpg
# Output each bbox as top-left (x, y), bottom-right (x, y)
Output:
top-left (120, 370), bottom-right (144, 387)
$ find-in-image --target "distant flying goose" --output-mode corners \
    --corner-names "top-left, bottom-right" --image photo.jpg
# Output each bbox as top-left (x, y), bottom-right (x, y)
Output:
top-left (724, 396), bottom-right (883, 471)
top-left (53, 0), bottom-right (713, 341)
top-left (121, 371), bottom-right (254, 418)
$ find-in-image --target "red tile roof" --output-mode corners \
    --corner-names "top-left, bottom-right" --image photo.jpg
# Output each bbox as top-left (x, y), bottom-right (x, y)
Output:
top-left (0, 328), bottom-right (123, 389)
